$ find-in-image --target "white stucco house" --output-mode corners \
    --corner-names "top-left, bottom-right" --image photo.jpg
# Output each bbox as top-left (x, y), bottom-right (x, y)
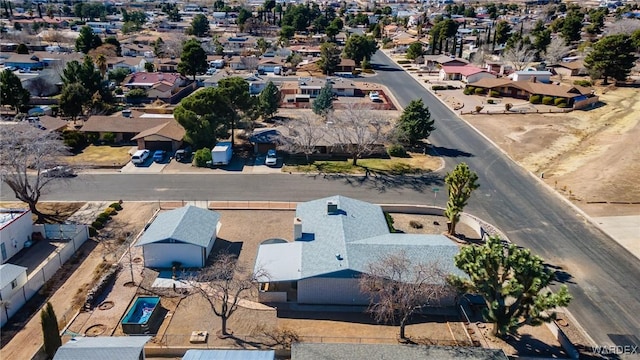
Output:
top-left (135, 206), bottom-right (221, 268)
top-left (0, 209), bottom-right (33, 264)
top-left (509, 70), bottom-right (552, 83)
top-left (254, 196), bottom-right (465, 305)
top-left (439, 65), bottom-right (497, 83)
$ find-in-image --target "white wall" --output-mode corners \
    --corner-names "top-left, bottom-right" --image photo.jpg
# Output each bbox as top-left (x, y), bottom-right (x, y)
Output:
top-left (142, 243), bottom-right (205, 268)
top-left (0, 269), bottom-right (27, 301)
top-left (297, 277), bottom-right (369, 305)
top-left (0, 210), bottom-right (33, 264)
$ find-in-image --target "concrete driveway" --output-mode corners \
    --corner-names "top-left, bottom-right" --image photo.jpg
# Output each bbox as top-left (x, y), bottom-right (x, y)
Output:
top-left (120, 158), bottom-right (168, 173)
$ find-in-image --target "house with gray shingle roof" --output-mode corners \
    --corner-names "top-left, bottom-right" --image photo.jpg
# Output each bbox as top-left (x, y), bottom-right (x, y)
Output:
top-left (52, 336), bottom-right (151, 360)
top-left (135, 206), bottom-right (221, 268)
top-left (254, 196), bottom-right (465, 305)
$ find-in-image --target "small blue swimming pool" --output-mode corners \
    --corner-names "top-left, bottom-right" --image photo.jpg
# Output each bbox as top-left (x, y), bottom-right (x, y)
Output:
top-left (122, 296), bottom-right (160, 334)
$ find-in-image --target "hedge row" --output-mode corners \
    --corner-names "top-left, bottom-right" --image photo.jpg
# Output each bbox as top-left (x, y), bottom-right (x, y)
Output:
top-left (89, 202), bottom-right (124, 236)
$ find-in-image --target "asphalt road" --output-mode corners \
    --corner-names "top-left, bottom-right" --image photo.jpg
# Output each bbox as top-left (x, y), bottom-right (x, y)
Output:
top-left (2, 51), bottom-right (639, 352)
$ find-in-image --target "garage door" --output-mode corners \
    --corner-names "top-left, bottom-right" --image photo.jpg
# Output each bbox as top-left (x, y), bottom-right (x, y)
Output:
top-left (144, 141), bottom-right (173, 152)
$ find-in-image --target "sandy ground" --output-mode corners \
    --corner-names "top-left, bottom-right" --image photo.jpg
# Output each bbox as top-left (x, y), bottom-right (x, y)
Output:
top-left (463, 87), bottom-right (640, 216)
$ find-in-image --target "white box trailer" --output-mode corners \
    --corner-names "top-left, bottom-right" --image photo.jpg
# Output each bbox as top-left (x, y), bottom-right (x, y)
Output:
top-left (211, 142), bottom-right (232, 165)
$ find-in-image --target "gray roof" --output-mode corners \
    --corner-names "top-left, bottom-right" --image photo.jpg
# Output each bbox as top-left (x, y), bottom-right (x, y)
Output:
top-left (136, 206), bottom-right (220, 248)
top-left (292, 343), bottom-right (509, 360)
top-left (183, 349), bottom-right (275, 360)
top-left (254, 196), bottom-right (464, 281)
top-left (0, 264), bottom-right (27, 288)
top-left (53, 336), bottom-right (151, 360)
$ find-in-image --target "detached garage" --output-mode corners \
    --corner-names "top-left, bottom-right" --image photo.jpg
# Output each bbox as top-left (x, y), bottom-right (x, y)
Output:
top-left (136, 206), bottom-right (221, 268)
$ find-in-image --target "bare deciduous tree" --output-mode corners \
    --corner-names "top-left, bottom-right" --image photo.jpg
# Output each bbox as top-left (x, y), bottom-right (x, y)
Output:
top-left (0, 123), bottom-right (68, 222)
top-left (502, 41), bottom-right (536, 71)
top-left (543, 37), bottom-right (572, 65)
top-left (471, 44), bottom-right (491, 67)
top-left (607, 19), bottom-right (640, 35)
top-left (278, 114), bottom-right (325, 164)
top-left (25, 76), bottom-right (55, 97)
top-left (252, 324), bottom-right (300, 350)
top-left (359, 251), bottom-right (455, 341)
top-left (241, 56), bottom-right (259, 72)
top-left (187, 253), bottom-right (264, 337)
top-left (328, 104), bottom-right (390, 166)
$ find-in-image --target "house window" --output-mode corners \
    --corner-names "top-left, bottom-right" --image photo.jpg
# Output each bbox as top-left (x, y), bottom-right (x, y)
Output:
top-left (11, 279), bottom-right (18, 289)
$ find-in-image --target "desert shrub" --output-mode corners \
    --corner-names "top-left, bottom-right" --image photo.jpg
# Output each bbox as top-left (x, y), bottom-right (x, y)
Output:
top-left (87, 132), bottom-right (99, 144)
top-left (474, 87), bottom-right (485, 95)
top-left (447, 85), bottom-right (457, 90)
top-left (103, 207), bottom-right (116, 216)
top-left (573, 80), bottom-right (592, 87)
top-left (463, 87), bottom-right (473, 95)
top-left (102, 132), bottom-right (116, 144)
top-left (431, 85), bottom-right (447, 90)
top-left (409, 220), bottom-right (423, 229)
top-left (529, 94), bottom-right (542, 104)
top-left (91, 221), bottom-right (104, 230)
top-left (109, 202), bottom-right (123, 210)
top-left (62, 131), bottom-right (87, 153)
top-left (487, 99), bottom-right (495, 104)
top-left (475, 105), bottom-right (484, 113)
top-left (542, 96), bottom-right (554, 105)
top-left (126, 88), bottom-right (147, 99)
top-left (384, 212), bottom-right (396, 233)
top-left (557, 102), bottom-right (570, 108)
top-left (554, 97), bottom-right (567, 106)
top-left (193, 147), bottom-right (212, 167)
top-left (505, 103), bottom-right (513, 111)
top-left (387, 144), bottom-right (407, 157)
top-left (397, 60), bottom-right (410, 64)
top-left (489, 90), bottom-right (500, 97)
top-left (97, 212), bottom-right (111, 222)
top-left (88, 227), bottom-right (98, 237)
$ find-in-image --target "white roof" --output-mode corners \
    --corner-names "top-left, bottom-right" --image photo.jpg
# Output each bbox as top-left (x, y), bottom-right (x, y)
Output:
top-left (254, 242), bottom-right (302, 282)
top-left (0, 264), bottom-right (27, 288)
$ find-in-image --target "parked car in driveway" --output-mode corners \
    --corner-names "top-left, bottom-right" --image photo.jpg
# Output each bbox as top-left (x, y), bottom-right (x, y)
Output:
top-left (42, 165), bottom-right (75, 177)
top-left (265, 149), bottom-right (277, 166)
top-left (175, 146), bottom-right (192, 163)
top-left (153, 150), bottom-right (167, 163)
top-left (131, 149), bottom-right (150, 166)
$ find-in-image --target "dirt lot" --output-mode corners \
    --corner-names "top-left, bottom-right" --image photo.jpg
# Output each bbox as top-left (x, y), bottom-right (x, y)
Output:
top-left (463, 87), bottom-right (640, 217)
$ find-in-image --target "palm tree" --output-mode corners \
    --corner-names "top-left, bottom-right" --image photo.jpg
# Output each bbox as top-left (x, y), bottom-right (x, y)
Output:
top-left (95, 54), bottom-right (107, 79)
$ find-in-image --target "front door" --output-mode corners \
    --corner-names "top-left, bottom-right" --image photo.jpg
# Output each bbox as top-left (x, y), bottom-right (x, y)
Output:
top-left (1, 243), bottom-right (7, 261)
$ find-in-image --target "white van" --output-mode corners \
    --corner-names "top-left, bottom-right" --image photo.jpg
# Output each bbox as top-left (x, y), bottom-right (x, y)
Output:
top-left (131, 149), bottom-right (150, 166)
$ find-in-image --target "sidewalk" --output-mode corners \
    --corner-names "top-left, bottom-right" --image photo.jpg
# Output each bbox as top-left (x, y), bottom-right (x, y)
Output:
top-left (380, 49), bottom-right (640, 261)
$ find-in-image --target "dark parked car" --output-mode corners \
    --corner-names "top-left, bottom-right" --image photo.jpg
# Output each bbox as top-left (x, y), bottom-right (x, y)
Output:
top-left (153, 150), bottom-right (167, 163)
top-left (175, 147), bottom-right (192, 163)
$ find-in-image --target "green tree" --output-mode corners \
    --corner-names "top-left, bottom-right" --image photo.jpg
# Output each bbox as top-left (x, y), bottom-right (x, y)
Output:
top-left (444, 162), bottom-right (479, 235)
top-left (584, 34), bottom-right (637, 85)
top-left (40, 302), bottom-right (62, 358)
top-left (237, 8), bottom-right (252, 31)
top-left (174, 87), bottom-right (234, 149)
top-left (312, 81), bottom-right (333, 118)
top-left (450, 237), bottom-right (572, 338)
top-left (189, 13), bottom-right (210, 37)
top-left (494, 20), bottom-right (512, 45)
top-left (343, 34), bottom-right (378, 65)
top-left (396, 99), bottom-right (435, 146)
top-left (218, 77), bottom-right (258, 146)
top-left (178, 38), bottom-right (208, 81)
top-left (256, 37), bottom-right (269, 54)
top-left (104, 36), bottom-right (122, 56)
top-left (0, 69), bottom-right (30, 112)
top-left (405, 42), bottom-right (424, 61)
top-left (15, 43), bottom-right (29, 54)
top-left (95, 54), bottom-right (107, 79)
top-left (258, 81), bottom-right (280, 120)
top-left (59, 83), bottom-right (88, 121)
top-left (561, 12), bottom-right (583, 44)
top-left (318, 42), bottom-right (341, 75)
top-left (144, 62), bottom-right (155, 72)
top-left (153, 37), bottom-right (165, 57)
top-left (193, 147), bottom-right (212, 167)
top-left (61, 56), bottom-right (105, 104)
top-left (75, 25), bottom-right (102, 54)
top-left (279, 25), bottom-right (295, 40)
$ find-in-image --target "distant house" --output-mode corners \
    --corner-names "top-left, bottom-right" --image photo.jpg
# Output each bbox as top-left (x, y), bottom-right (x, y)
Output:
top-left (0, 209), bottom-right (32, 264)
top-left (80, 112), bottom-right (181, 145)
top-left (4, 54), bottom-right (44, 70)
top-left (53, 336), bottom-right (151, 360)
top-left (244, 74), bottom-right (268, 95)
top-left (439, 65), bottom-right (496, 83)
top-left (292, 343), bottom-right (508, 360)
top-left (336, 58), bottom-right (356, 73)
top-left (283, 77), bottom-right (358, 99)
top-left (135, 206), bottom-right (221, 268)
top-left (131, 121), bottom-right (185, 152)
top-left (107, 57), bottom-right (147, 73)
top-left (254, 196), bottom-right (464, 305)
top-left (468, 77), bottom-right (598, 109)
top-left (155, 58), bottom-right (180, 73)
top-left (548, 60), bottom-right (586, 77)
top-left (258, 56), bottom-right (285, 73)
top-left (122, 72), bottom-right (193, 103)
top-left (122, 43), bottom-right (153, 57)
top-left (508, 70), bottom-right (552, 83)
top-left (0, 263), bottom-right (27, 302)
top-left (249, 128), bottom-right (283, 153)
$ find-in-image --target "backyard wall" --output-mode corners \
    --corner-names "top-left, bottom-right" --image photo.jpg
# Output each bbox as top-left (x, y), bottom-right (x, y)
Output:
top-left (0, 224), bottom-right (89, 327)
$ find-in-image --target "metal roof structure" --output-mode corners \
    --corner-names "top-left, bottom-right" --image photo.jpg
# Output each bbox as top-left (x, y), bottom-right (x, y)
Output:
top-left (52, 336), bottom-right (151, 360)
top-left (0, 264), bottom-right (27, 289)
top-left (135, 206), bottom-right (220, 248)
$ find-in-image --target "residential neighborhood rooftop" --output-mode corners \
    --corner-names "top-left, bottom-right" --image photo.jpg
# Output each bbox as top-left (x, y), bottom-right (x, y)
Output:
top-left (135, 205), bottom-right (220, 248)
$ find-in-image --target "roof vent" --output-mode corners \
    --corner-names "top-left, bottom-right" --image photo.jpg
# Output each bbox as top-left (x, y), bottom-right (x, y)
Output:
top-left (335, 253), bottom-right (343, 261)
top-left (327, 200), bottom-right (338, 215)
